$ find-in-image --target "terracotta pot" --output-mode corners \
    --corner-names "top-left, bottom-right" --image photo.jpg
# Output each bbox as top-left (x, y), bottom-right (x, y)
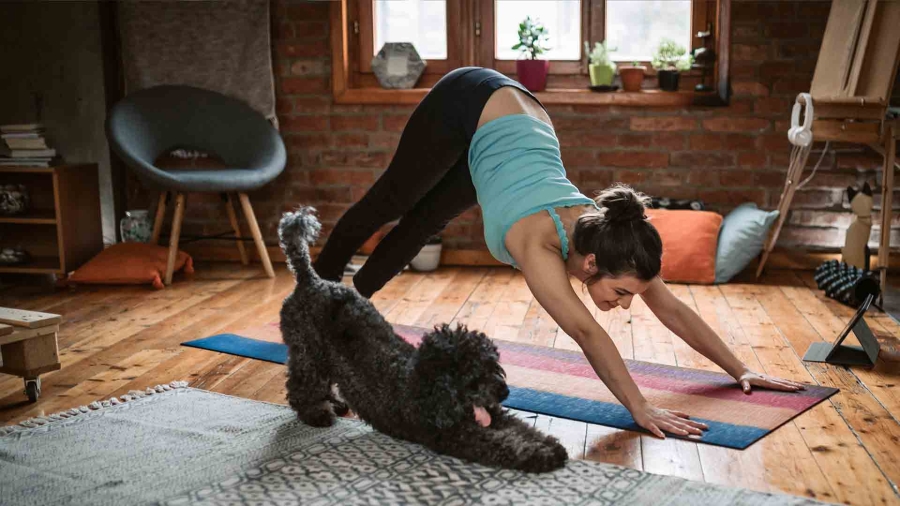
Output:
top-left (618, 65), bottom-right (646, 92)
top-left (516, 59), bottom-right (550, 92)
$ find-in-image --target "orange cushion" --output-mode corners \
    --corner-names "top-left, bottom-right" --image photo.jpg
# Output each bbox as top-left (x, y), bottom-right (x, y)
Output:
top-left (645, 209), bottom-right (722, 284)
top-left (68, 243), bottom-right (194, 290)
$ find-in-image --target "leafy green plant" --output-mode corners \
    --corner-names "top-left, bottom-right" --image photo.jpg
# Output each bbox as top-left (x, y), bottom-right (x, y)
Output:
top-left (651, 38), bottom-right (693, 72)
top-left (584, 40), bottom-right (616, 68)
top-left (512, 16), bottom-right (550, 60)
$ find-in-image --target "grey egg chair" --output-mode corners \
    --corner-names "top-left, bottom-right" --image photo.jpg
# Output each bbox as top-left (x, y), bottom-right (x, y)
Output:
top-left (106, 85), bottom-right (285, 284)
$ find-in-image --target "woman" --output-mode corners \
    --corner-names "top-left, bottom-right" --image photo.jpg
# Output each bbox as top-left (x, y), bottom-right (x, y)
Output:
top-left (314, 67), bottom-right (805, 439)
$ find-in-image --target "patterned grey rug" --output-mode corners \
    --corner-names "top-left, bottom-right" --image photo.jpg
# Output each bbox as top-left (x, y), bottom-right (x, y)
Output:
top-left (0, 384), bottom-right (829, 506)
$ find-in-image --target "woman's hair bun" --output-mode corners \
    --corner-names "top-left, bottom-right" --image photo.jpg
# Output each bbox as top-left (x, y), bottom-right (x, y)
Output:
top-left (595, 183), bottom-right (650, 224)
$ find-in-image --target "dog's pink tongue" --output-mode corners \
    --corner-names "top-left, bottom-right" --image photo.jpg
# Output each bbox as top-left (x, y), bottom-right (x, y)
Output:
top-left (474, 406), bottom-right (491, 427)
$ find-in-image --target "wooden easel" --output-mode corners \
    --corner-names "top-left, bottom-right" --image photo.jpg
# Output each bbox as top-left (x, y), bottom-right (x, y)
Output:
top-left (757, 0), bottom-right (900, 302)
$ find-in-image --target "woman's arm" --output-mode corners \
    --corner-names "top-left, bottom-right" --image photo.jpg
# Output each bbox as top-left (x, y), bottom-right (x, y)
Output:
top-left (641, 277), bottom-right (806, 393)
top-left (514, 244), bottom-right (707, 438)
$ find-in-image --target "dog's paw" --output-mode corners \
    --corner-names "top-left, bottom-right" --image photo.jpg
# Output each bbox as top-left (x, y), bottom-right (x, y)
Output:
top-left (518, 439), bottom-right (568, 473)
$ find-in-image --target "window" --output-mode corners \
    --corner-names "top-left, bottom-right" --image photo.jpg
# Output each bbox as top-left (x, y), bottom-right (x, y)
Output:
top-left (334, 0), bottom-right (730, 104)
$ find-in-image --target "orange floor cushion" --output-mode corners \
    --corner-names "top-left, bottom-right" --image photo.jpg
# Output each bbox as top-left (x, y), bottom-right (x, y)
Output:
top-left (645, 208), bottom-right (722, 284)
top-left (68, 242), bottom-right (194, 289)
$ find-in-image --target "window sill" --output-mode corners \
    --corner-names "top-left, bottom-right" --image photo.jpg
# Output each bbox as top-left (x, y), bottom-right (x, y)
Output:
top-left (333, 87), bottom-right (725, 107)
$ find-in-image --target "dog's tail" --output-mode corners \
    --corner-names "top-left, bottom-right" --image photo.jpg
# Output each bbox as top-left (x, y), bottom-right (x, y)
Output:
top-left (278, 206), bottom-right (321, 284)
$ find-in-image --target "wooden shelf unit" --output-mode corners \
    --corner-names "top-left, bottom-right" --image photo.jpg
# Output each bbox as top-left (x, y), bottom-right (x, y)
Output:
top-left (0, 164), bottom-right (103, 277)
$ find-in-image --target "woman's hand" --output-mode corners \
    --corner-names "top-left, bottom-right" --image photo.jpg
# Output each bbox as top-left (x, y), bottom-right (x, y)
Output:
top-left (631, 403), bottom-right (709, 439)
top-left (737, 370), bottom-right (806, 394)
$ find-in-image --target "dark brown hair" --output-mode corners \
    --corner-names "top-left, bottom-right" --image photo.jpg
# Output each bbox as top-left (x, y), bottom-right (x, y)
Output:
top-left (572, 183), bottom-right (662, 283)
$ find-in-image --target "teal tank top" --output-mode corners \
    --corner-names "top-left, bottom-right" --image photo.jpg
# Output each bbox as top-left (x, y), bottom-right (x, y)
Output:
top-left (468, 114), bottom-right (598, 268)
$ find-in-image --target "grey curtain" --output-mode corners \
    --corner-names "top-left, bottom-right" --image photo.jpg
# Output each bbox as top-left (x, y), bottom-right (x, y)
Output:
top-left (117, 0), bottom-right (277, 126)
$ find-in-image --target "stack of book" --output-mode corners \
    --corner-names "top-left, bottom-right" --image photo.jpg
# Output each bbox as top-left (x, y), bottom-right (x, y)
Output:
top-left (0, 124), bottom-right (58, 167)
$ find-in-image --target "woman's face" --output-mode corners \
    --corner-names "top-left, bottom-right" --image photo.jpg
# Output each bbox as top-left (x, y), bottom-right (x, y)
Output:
top-left (570, 253), bottom-right (651, 311)
top-left (585, 274), bottom-right (650, 311)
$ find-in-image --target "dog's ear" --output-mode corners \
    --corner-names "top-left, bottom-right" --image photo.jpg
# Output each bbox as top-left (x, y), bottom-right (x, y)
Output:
top-left (862, 181), bottom-right (873, 196)
top-left (847, 186), bottom-right (858, 203)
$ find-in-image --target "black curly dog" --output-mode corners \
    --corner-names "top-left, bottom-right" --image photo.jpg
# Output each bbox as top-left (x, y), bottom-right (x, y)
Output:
top-left (278, 207), bottom-right (568, 473)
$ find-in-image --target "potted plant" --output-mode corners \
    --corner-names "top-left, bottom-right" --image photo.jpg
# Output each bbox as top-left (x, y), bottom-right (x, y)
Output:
top-left (618, 61), bottom-right (646, 92)
top-left (513, 16), bottom-right (551, 92)
top-left (410, 235), bottom-right (442, 272)
top-left (651, 38), bottom-right (693, 91)
top-left (584, 40), bottom-right (617, 87)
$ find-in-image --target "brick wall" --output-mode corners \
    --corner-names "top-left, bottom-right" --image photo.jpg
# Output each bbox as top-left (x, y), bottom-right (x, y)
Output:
top-left (128, 0), bottom-right (898, 254)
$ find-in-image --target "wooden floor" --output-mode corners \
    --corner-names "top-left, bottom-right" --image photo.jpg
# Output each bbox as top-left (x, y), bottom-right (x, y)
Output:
top-left (2, 263), bottom-right (900, 505)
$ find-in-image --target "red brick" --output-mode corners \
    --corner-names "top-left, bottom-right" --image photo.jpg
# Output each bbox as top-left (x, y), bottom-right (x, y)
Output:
top-left (703, 117), bottom-right (770, 133)
top-left (653, 169), bottom-right (689, 186)
top-left (759, 62), bottom-right (795, 83)
top-left (689, 134), bottom-right (724, 151)
top-left (732, 24), bottom-right (763, 41)
top-left (652, 133), bottom-right (686, 150)
top-left (670, 152), bottom-right (735, 168)
top-left (320, 151), bottom-right (389, 168)
top-left (310, 169), bottom-right (376, 186)
top-left (776, 41), bottom-right (821, 60)
top-left (293, 96), bottom-right (331, 114)
top-left (730, 63), bottom-right (757, 80)
top-left (332, 133), bottom-right (369, 148)
top-left (732, 2), bottom-right (778, 19)
top-left (369, 132), bottom-right (400, 149)
top-left (291, 186), bottom-right (353, 204)
top-left (615, 170), bottom-right (648, 185)
top-left (837, 153), bottom-right (882, 170)
top-left (578, 169), bottom-right (614, 188)
top-left (799, 1), bottom-right (833, 19)
top-left (617, 134), bottom-right (653, 148)
top-left (731, 81), bottom-right (770, 97)
top-left (754, 97), bottom-right (791, 115)
top-left (766, 22), bottom-right (809, 39)
top-left (561, 150), bottom-right (597, 168)
top-left (724, 134), bottom-right (757, 151)
top-left (314, 203), bottom-right (351, 222)
top-left (382, 115), bottom-right (410, 132)
top-left (553, 117), bottom-right (629, 131)
top-left (772, 78), bottom-right (813, 95)
top-left (792, 189), bottom-right (843, 208)
top-left (798, 171), bottom-right (859, 189)
top-left (779, 227), bottom-right (844, 248)
top-left (732, 44), bottom-right (770, 61)
top-left (597, 151), bottom-right (669, 168)
top-left (287, 133), bottom-right (330, 149)
top-left (290, 59), bottom-right (328, 76)
top-left (281, 76), bottom-right (328, 94)
top-left (698, 189), bottom-right (766, 207)
top-left (273, 20), bottom-right (295, 39)
top-left (755, 134), bottom-right (790, 151)
top-left (739, 152), bottom-right (768, 168)
top-left (276, 97), bottom-right (294, 115)
top-left (756, 170), bottom-right (787, 187)
top-left (719, 170), bottom-right (756, 186)
top-left (277, 39), bottom-right (328, 58)
top-left (331, 115), bottom-right (380, 131)
top-left (689, 168), bottom-right (720, 186)
top-left (558, 132), bottom-right (618, 149)
top-left (630, 116), bottom-right (697, 132)
top-left (280, 115), bottom-right (329, 132)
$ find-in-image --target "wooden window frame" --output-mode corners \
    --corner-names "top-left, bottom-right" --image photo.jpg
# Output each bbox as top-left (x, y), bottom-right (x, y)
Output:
top-left (331, 0), bottom-right (730, 106)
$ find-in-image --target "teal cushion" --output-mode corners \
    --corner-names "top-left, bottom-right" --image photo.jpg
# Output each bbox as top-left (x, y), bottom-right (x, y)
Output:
top-left (715, 203), bottom-right (779, 283)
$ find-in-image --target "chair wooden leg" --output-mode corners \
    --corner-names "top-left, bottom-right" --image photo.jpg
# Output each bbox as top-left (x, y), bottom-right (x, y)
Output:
top-left (225, 193), bottom-right (249, 265)
top-left (878, 123), bottom-right (896, 303)
top-left (165, 193), bottom-right (186, 286)
top-left (238, 192), bottom-right (275, 278)
top-left (151, 191), bottom-right (168, 245)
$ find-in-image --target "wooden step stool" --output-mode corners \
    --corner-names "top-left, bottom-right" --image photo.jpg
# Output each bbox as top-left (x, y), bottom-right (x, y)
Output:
top-left (0, 308), bottom-right (62, 402)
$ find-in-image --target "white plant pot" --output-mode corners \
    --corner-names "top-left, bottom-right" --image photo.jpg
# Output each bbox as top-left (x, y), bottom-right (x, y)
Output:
top-left (410, 244), bottom-right (442, 271)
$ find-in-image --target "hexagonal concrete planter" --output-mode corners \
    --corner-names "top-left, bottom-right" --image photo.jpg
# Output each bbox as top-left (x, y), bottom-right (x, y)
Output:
top-left (372, 42), bottom-right (426, 89)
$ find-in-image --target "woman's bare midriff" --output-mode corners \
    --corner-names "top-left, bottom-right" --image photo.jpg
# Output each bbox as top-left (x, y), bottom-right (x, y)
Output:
top-left (477, 87), bottom-right (552, 130)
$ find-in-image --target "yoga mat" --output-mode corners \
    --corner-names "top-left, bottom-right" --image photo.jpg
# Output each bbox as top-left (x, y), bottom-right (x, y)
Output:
top-left (183, 323), bottom-right (838, 449)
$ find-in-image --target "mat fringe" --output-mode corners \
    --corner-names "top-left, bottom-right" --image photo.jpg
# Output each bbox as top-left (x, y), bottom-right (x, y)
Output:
top-left (0, 380), bottom-right (189, 437)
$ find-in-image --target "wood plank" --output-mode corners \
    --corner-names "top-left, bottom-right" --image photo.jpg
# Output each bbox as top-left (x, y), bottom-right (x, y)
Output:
top-left (628, 293), bottom-right (704, 482)
top-left (516, 297), bottom-right (559, 348)
top-left (719, 281), bottom-right (890, 504)
top-left (0, 324), bottom-right (58, 346)
top-left (450, 268), bottom-right (515, 332)
top-left (369, 270), bottom-right (423, 315)
top-left (481, 272), bottom-right (534, 343)
top-left (383, 269), bottom-right (457, 325)
top-left (533, 414), bottom-right (588, 460)
top-left (0, 307), bottom-right (61, 328)
top-left (0, 324), bottom-right (11, 337)
top-left (413, 267), bottom-right (486, 329)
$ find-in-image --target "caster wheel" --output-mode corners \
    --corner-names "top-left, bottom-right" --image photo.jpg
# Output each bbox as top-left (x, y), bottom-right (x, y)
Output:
top-left (24, 378), bottom-right (41, 403)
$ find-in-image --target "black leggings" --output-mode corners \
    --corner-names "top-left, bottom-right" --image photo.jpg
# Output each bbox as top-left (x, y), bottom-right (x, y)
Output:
top-left (312, 67), bottom-right (542, 297)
